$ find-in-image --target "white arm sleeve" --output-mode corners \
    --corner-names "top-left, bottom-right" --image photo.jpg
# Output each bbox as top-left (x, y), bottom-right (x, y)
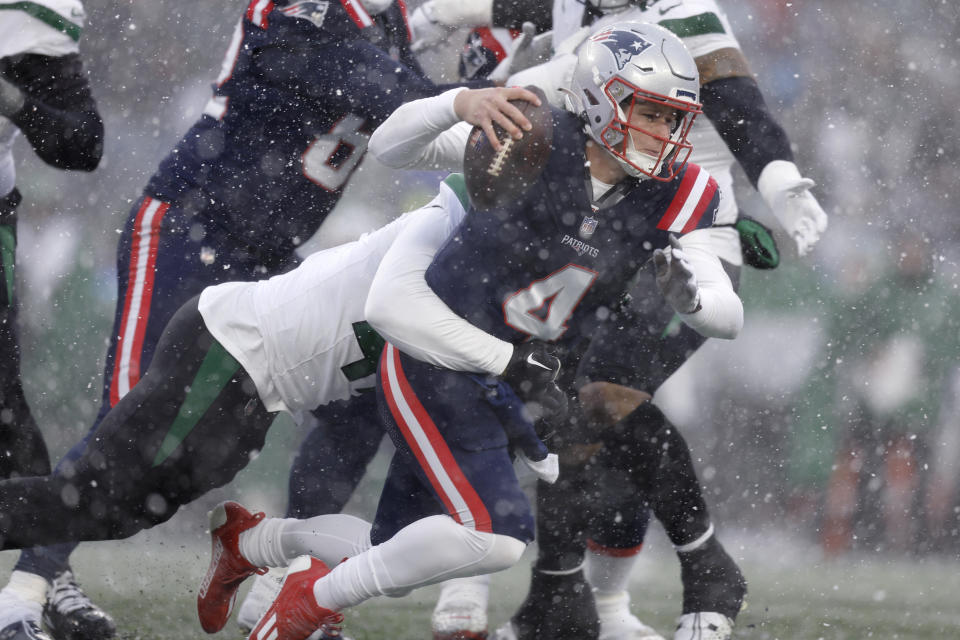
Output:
top-left (365, 188), bottom-right (514, 376)
top-left (368, 88), bottom-right (472, 171)
top-left (676, 229), bottom-right (743, 339)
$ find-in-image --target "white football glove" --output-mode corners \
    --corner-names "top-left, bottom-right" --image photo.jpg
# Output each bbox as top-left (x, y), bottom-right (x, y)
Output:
top-left (516, 450), bottom-right (559, 484)
top-left (653, 235), bottom-right (701, 314)
top-left (758, 159), bottom-right (828, 256)
top-left (409, 0), bottom-right (494, 52)
top-left (488, 22), bottom-right (553, 84)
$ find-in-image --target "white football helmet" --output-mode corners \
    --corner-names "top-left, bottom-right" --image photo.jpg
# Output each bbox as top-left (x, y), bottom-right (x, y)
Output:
top-left (566, 21), bottom-right (702, 181)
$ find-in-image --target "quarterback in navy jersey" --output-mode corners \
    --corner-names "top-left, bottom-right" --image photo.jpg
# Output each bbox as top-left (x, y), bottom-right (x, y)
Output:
top-left (372, 26), bottom-right (727, 548)
top-left (187, 22), bottom-right (743, 640)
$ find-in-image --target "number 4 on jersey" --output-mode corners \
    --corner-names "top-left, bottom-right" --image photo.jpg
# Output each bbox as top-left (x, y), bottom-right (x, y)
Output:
top-left (503, 264), bottom-right (597, 341)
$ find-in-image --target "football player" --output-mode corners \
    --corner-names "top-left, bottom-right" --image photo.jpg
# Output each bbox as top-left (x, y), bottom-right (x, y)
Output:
top-left (1, 0), bottom-right (494, 636)
top-left (200, 22), bottom-right (743, 640)
top-left (0, 1), bottom-right (106, 639)
top-left (402, 1), bottom-right (827, 638)
top-left (0, 172), bottom-right (516, 549)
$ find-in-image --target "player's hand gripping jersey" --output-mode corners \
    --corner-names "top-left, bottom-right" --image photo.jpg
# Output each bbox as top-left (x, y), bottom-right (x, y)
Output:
top-left (145, 0), bottom-right (465, 261)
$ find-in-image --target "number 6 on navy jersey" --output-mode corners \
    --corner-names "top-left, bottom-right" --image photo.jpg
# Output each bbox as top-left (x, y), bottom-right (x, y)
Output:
top-left (302, 114), bottom-right (370, 191)
top-left (503, 264), bottom-right (598, 341)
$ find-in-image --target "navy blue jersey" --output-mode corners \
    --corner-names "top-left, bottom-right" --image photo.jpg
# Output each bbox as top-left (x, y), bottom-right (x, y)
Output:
top-left (425, 108), bottom-right (719, 351)
top-left (146, 0), bottom-right (462, 259)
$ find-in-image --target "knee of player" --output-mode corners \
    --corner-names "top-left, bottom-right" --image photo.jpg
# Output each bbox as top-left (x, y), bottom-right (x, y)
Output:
top-left (478, 532), bottom-right (527, 573)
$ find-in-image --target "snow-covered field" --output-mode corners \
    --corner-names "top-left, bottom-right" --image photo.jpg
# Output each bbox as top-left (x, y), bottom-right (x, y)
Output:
top-left (4, 512), bottom-right (957, 640)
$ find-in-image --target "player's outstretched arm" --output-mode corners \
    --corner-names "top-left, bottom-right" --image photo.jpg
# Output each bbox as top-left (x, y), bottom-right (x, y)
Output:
top-left (696, 47), bottom-right (826, 255)
top-left (369, 86), bottom-right (540, 170)
top-left (408, 0), bottom-right (551, 52)
top-left (365, 184), bottom-right (514, 376)
top-left (0, 53), bottom-right (103, 171)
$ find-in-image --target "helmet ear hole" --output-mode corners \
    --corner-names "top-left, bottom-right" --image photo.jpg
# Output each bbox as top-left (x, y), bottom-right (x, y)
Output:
top-left (583, 88), bottom-right (600, 107)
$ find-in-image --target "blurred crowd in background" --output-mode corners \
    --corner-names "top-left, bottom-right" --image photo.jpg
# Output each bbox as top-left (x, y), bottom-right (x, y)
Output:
top-left (12, 0), bottom-right (960, 558)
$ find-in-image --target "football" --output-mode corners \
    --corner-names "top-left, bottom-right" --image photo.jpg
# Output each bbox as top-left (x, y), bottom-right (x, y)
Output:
top-left (463, 86), bottom-right (554, 210)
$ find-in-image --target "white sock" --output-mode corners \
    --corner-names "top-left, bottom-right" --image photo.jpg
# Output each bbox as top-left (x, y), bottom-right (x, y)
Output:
top-left (0, 571), bottom-right (48, 626)
top-left (584, 547), bottom-right (640, 595)
top-left (4, 571), bottom-right (48, 606)
top-left (239, 514), bottom-right (373, 569)
top-left (312, 515), bottom-right (525, 611)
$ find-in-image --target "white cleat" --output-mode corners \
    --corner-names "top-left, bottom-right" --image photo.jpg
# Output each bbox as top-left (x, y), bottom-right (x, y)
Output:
top-left (673, 612), bottom-right (733, 640)
top-left (431, 577), bottom-right (490, 640)
top-left (595, 590), bottom-right (665, 640)
top-left (236, 566), bottom-right (285, 632)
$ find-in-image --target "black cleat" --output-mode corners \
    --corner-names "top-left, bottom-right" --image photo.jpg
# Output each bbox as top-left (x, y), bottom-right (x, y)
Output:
top-left (0, 620), bottom-right (53, 640)
top-left (42, 572), bottom-right (116, 640)
top-left (494, 568), bottom-right (599, 640)
top-left (678, 537), bottom-right (747, 621)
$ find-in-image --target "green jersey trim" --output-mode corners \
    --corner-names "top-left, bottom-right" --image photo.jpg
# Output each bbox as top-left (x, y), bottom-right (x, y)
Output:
top-left (340, 321), bottom-right (386, 386)
top-left (660, 12), bottom-right (726, 39)
top-left (660, 313), bottom-right (684, 340)
top-left (152, 341), bottom-right (241, 467)
top-left (0, 2), bottom-right (82, 41)
top-left (0, 225), bottom-right (14, 304)
top-left (443, 173), bottom-right (470, 211)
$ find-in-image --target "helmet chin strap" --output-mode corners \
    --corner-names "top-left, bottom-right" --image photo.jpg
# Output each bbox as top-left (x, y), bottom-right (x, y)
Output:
top-left (620, 147), bottom-right (660, 179)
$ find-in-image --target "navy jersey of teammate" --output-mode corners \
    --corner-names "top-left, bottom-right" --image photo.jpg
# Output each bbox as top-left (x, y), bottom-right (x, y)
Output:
top-left (149, 0), bottom-right (452, 259)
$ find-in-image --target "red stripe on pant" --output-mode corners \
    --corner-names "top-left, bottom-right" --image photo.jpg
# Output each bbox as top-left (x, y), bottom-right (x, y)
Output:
top-left (109, 196), bottom-right (169, 407)
top-left (380, 343), bottom-right (492, 532)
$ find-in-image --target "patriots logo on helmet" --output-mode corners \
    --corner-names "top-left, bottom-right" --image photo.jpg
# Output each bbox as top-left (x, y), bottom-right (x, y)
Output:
top-left (281, 1), bottom-right (330, 28)
top-left (590, 28), bottom-right (653, 70)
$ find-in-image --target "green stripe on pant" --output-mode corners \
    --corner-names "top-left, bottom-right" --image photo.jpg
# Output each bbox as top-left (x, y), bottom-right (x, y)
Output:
top-left (152, 340), bottom-right (241, 467)
top-left (0, 224), bottom-right (15, 307)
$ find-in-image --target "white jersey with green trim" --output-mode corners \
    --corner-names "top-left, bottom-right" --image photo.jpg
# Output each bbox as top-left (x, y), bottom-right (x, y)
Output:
top-left (198, 178), bottom-right (493, 417)
top-left (0, 0), bottom-right (86, 194)
top-left (0, 0), bottom-right (85, 58)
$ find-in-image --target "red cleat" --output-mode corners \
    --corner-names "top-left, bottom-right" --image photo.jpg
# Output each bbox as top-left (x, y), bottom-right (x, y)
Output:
top-left (198, 501), bottom-right (268, 633)
top-left (248, 556), bottom-right (342, 640)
